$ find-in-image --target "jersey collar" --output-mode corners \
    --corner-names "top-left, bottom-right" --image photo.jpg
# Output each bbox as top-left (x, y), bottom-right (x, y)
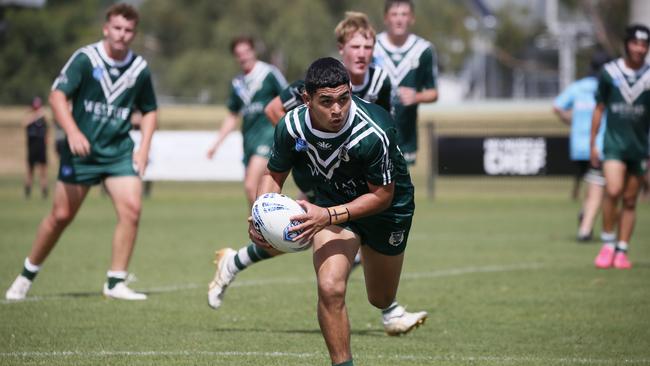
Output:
top-left (96, 41), bottom-right (134, 68)
top-left (305, 99), bottom-right (357, 139)
top-left (616, 58), bottom-right (650, 77)
top-left (351, 71), bottom-right (370, 93)
top-left (377, 32), bottom-right (417, 53)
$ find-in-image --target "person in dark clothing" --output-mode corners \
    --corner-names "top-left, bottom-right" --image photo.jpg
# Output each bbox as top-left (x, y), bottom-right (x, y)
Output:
top-left (24, 97), bottom-right (49, 199)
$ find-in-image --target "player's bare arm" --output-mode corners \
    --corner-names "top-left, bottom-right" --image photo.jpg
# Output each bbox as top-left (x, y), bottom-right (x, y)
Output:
top-left (398, 87), bottom-right (437, 106)
top-left (292, 181), bottom-right (395, 242)
top-left (589, 103), bottom-right (605, 168)
top-left (207, 112), bottom-right (239, 159)
top-left (133, 110), bottom-right (157, 175)
top-left (49, 90), bottom-right (90, 157)
top-left (552, 106), bottom-right (572, 125)
top-left (264, 96), bottom-right (285, 126)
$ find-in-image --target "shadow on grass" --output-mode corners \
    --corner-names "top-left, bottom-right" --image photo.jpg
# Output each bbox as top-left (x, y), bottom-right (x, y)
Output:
top-left (210, 327), bottom-right (386, 337)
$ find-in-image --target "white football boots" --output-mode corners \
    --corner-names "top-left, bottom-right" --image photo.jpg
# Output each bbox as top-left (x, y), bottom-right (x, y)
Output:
top-left (208, 248), bottom-right (237, 309)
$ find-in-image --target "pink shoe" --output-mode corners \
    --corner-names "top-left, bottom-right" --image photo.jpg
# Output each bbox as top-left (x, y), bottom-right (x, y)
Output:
top-left (613, 251), bottom-right (632, 269)
top-left (594, 245), bottom-right (615, 269)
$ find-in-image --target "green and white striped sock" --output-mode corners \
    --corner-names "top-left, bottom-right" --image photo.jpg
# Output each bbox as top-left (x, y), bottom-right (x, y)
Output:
top-left (21, 257), bottom-right (41, 281)
top-left (381, 301), bottom-right (400, 316)
top-left (107, 270), bottom-right (127, 289)
top-left (229, 243), bottom-right (272, 273)
top-left (333, 360), bottom-right (354, 366)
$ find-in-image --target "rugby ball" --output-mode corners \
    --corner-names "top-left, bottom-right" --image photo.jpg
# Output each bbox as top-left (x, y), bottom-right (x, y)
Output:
top-left (251, 193), bottom-right (312, 253)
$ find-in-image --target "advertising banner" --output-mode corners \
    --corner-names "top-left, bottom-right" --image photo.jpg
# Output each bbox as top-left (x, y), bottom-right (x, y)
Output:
top-left (130, 131), bottom-right (244, 181)
top-left (437, 136), bottom-right (573, 176)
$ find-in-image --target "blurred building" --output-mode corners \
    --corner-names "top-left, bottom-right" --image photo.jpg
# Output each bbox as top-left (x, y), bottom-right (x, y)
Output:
top-left (456, 0), bottom-right (627, 101)
top-left (0, 0), bottom-right (45, 6)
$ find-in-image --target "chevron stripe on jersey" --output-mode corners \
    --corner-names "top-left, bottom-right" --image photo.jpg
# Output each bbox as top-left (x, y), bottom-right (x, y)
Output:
top-left (353, 104), bottom-right (392, 185)
top-left (374, 33), bottom-right (431, 86)
top-left (53, 42), bottom-right (147, 105)
top-left (232, 62), bottom-right (287, 105)
top-left (283, 101), bottom-right (392, 184)
top-left (352, 66), bottom-right (389, 103)
top-left (604, 59), bottom-right (650, 104)
top-left (282, 81), bottom-right (305, 111)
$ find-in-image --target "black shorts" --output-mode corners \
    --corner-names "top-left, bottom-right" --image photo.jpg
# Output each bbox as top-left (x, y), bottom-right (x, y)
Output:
top-left (573, 161), bottom-right (589, 179)
top-left (27, 139), bottom-right (47, 167)
top-left (55, 139), bottom-right (66, 157)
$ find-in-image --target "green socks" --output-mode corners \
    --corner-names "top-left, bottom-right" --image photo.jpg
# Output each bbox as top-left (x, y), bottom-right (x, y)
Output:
top-left (21, 258), bottom-right (41, 281)
top-left (333, 360), bottom-right (354, 366)
top-left (106, 270), bottom-right (127, 289)
top-left (232, 243), bottom-right (272, 272)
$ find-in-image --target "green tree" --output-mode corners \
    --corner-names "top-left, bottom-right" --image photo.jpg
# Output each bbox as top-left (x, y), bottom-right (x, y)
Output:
top-left (0, 0), bottom-right (105, 104)
top-left (136, 0), bottom-right (471, 103)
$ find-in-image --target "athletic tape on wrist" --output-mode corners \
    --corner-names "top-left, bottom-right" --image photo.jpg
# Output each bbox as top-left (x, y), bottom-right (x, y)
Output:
top-left (328, 205), bottom-right (350, 225)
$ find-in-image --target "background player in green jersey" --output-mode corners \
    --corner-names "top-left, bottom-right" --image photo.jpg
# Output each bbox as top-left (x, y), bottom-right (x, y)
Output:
top-left (592, 24), bottom-right (650, 270)
top-left (373, 0), bottom-right (438, 165)
top-left (265, 12), bottom-right (392, 122)
top-left (209, 12), bottom-right (394, 310)
top-left (206, 36), bottom-right (287, 205)
top-left (264, 11), bottom-right (392, 201)
top-left (5, 3), bottom-right (157, 301)
top-left (249, 57), bottom-right (426, 366)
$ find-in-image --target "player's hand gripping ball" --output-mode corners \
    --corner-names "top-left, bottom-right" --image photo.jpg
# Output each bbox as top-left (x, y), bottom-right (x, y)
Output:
top-left (251, 193), bottom-right (312, 253)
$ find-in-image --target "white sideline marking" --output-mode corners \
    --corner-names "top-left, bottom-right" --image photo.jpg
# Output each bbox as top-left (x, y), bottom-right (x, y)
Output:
top-left (0, 263), bottom-right (544, 305)
top-left (1, 350), bottom-right (648, 364)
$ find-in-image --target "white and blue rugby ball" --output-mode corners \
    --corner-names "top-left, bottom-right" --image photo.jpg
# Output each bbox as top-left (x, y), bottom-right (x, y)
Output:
top-left (251, 193), bottom-right (312, 253)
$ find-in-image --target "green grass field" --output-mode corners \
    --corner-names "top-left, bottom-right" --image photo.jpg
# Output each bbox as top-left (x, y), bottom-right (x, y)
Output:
top-left (1, 175), bottom-right (649, 366)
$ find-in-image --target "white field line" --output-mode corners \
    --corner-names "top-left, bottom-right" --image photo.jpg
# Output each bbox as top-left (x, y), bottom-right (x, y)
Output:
top-left (0, 263), bottom-right (544, 305)
top-left (0, 350), bottom-right (648, 364)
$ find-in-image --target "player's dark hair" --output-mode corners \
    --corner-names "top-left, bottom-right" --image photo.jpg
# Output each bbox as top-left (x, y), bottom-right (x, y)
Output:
top-left (384, 0), bottom-right (414, 14)
top-left (588, 50), bottom-right (610, 76)
top-left (624, 24), bottom-right (650, 44)
top-left (105, 3), bottom-right (139, 26)
top-left (304, 57), bottom-right (350, 96)
top-left (623, 24), bottom-right (650, 56)
top-left (230, 35), bottom-right (255, 54)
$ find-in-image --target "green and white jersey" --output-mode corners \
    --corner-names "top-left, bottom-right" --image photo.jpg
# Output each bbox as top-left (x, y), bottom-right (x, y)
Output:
top-left (280, 66), bottom-right (392, 114)
top-left (597, 58), bottom-right (650, 160)
top-left (228, 61), bottom-right (287, 161)
top-left (269, 96), bottom-right (414, 217)
top-left (373, 32), bottom-right (437, 156)
top-left (52, 41), bottom-right (157, 163)
top-left (351, 65), bottom-right (392, 113)
top-left (280, 79), bottom-right (307, 112)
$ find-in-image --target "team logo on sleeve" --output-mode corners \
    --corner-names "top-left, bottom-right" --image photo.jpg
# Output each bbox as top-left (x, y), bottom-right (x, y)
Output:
top-left (388, 230), bottom-right (405, 246)
top-left (56, 73), bottom-right (69, 85)
top-left (256, 145), bottom-right (271, 156)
